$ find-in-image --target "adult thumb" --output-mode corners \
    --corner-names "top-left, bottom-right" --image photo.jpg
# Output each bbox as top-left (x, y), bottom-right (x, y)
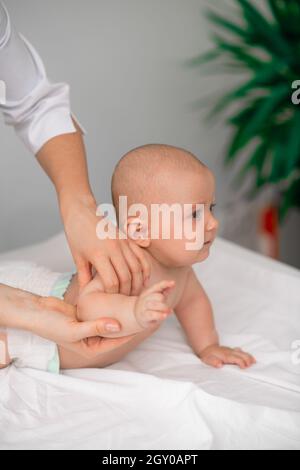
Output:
top-left (72, 317), bottom-right (122, 342)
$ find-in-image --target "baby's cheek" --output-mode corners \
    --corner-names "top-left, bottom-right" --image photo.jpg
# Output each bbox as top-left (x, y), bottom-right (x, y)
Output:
top-left (173, 238), bottom-right (195, 260)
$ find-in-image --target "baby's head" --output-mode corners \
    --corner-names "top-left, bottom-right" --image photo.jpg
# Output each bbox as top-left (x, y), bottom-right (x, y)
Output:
top-left (111, 144), bottom-right (219, 268)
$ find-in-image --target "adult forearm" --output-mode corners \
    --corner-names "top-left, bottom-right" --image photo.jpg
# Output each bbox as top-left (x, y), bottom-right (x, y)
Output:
top-left (36, 121), bottom-right (96, 214)
top-left (0, 283), bottom-right (133, 360)
top-left (0, 284), bottom-right (40, 331)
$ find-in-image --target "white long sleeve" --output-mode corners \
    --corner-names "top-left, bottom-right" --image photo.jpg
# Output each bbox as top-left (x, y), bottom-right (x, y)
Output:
top-left (0, 1), bottom-right (84, 154)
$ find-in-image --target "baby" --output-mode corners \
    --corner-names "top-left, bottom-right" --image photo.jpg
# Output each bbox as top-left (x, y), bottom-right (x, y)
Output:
top-left (0, 144), bottom-right (255, 372)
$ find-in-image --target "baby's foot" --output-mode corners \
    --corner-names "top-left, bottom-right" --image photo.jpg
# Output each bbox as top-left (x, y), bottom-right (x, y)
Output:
top-left (134, 279), bottom-right (175, 329)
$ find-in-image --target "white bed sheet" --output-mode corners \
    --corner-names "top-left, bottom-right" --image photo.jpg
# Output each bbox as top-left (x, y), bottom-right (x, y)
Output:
top-left (0, 233), bottom-right (299, 450)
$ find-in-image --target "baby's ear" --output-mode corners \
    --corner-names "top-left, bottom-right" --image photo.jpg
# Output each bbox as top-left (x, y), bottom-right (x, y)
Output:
top-left (124, 217), bottom-right (150, 248)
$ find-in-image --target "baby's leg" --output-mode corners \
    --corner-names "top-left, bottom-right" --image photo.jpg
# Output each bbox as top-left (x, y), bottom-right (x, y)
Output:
top-left (58, 324), bottom-right (159, 369)
top-left (77, 279), bottom-right (175, 338)
top-left (0, 332), bottom-right (11, 369)
top-left (59, 279), bottom-right (175, 370)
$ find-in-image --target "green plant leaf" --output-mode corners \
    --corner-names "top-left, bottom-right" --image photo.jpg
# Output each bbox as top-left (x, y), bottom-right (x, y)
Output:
top-left (268, 0), bottom-right (288, 26)
top-left (268, 0), bottom-right (300, 38)
top-left (230, 83), bottom-right (290, 155)
top-left (270, 138), bottom-right (289, 183)
top-left (225, 121), bottom-right (253, 166)
top-left (206, 10), bottom-right (249, 40)
top-left (212, 35), bottom-right (264, 69)
top-left (185, 49), bottom-right (221, 68)
top-left (285, 110), bottom-right (300, 175)
top-left (225, 83), bottom-right (289, 164)
top-left (191, 0), bottom-right (300, 222)
top-left (229, 98), bottom-right (264, 125)
top-left (208, 59), bottom-right (288, 120)
top-left (236, 0), bottom-right (292, 58)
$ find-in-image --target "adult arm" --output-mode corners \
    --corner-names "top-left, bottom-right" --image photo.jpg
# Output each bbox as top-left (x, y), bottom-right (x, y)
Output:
top-left (0, 283), bottom-right (137, 357)
top-left (0, 1), bottom-right (150, 294)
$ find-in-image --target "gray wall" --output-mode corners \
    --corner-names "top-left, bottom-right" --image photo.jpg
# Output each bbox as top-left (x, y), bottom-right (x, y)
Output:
top-left (0, 0), bottom-right (299, 268)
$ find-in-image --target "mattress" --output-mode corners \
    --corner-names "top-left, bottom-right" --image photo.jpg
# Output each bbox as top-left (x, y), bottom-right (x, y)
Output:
top-left (0, 233), bottom-right (299, 450)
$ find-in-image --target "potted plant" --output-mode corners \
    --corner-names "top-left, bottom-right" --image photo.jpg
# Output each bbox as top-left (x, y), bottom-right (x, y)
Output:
top-left (188, 0), bottom-right (300, 225)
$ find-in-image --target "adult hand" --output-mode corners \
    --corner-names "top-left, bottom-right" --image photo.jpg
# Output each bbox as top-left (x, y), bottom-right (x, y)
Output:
top-left (0, 284), bottom-right (134, 357)
top-left (61, 195), bottom-right (151, 295)
top-left (36, 126), bottom-right (150, 296)
top-left (36, 296), bottom-right (136, 358)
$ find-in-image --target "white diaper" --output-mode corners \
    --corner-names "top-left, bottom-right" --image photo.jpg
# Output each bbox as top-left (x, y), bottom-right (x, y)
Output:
top-left (7, 328), bottom-right (59, 372)
top-left (0, 261), bottom-right (73, 373)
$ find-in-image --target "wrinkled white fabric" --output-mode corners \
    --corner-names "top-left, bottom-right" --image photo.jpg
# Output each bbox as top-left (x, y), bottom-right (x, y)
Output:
top-left (0, 234), bottom-right (299, 449)
top-left (0, 262), bottom-right (62, 372)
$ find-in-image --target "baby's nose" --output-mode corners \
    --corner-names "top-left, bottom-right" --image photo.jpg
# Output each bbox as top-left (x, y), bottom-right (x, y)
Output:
top-left (206, 216), bottom-right (219, 231)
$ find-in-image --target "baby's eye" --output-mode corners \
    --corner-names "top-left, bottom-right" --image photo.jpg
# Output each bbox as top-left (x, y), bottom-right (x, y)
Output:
top-left (192, 209), bottom-right (203, 219)
top-left (210, 203), bottom-right (216, 213)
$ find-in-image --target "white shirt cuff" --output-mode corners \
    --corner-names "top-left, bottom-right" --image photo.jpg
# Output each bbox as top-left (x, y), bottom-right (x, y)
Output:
top-left (2, 77), bottom-right (86, 154)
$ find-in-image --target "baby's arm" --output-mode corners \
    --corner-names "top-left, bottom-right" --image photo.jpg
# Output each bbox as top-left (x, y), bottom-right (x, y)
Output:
top-left (174, 269), bottom-right (256, 369)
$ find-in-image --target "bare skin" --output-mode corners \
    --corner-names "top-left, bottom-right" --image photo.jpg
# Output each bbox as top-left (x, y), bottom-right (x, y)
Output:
top-left (0, 332), bottom-right (9, 369)
top-left (0, 286), bottom-right (137, 368)
top-left (0, 129), bottom-right (150, 364)
top-left (0, 145), bottom-right (256, 371)
top-left (58, 146), bottom-right (256, 370)
top-left (37, 122), bottom-right (150, 294)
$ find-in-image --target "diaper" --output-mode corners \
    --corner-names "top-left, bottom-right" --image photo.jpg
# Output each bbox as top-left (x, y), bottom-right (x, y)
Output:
top-left (0, 261), bottom-right (73, 373)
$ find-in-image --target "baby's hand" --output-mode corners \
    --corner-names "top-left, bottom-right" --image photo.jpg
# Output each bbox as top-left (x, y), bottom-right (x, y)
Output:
top-left (134, 280), bottom-right (176, 329)
top-left (199, 345), bottom-right (256, 369)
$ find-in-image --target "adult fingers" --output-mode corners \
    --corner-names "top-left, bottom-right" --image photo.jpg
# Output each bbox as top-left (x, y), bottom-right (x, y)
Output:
top-left (76, 259), bottom-right (92, 290)
top-left (121, 244), bottom-right (144, 296)
top-left (70, 317), bottom-right (122, 342)
top-left (129, 241), bottom-right (151, 284)
top-left (93, 256), bottom-right (120, 294)
top-left (110, 254), bottom-right (132, 296)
